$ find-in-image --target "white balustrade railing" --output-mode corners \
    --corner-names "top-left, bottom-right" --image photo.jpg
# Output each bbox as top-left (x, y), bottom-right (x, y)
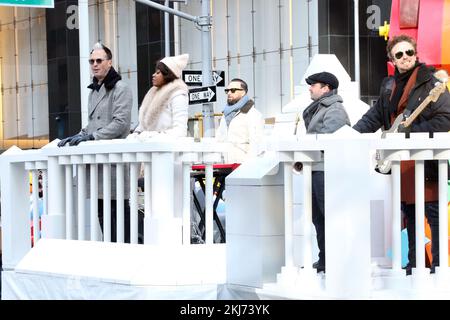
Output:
top-left (269, 131), bottom-right (450, 298)
top-left (0, 137), bottom-right (227, 270)
top-left (2, 131), bottom-right (449, 298)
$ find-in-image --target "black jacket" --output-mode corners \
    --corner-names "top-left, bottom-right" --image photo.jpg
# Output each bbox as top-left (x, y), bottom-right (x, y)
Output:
top-left (353, 64), bottom-right (450, 133)
top-left (353, 64), bottom-right (450, 180)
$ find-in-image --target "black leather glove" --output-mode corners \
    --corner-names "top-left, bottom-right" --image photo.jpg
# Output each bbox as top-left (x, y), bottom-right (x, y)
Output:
top-left (69, 133), bottom-right (95, 146)
top-left (57, 134), bottom-right (80, 147)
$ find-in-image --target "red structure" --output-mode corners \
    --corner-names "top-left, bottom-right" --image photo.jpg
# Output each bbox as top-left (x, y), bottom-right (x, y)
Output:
top-left (387, 0), bottom-right (450, 77)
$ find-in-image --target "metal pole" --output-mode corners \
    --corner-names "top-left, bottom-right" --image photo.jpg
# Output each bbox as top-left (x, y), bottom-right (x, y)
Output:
top-left (135, 0), bottom-right (197, 22)
top-left (199, 0), bottom-right (214, 137)
top-left (164, 0), bottom-right (170, 56)
top-left (354, 0), bottom-right (360, 99)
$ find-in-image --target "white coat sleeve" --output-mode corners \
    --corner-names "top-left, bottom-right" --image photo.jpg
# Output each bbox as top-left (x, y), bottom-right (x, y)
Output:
top-left (215, 115), bottom-right (227, 142)
top-left (247, 109), bottom-right (265, 157)
top-left (159, 93), bottom-right (189, 137)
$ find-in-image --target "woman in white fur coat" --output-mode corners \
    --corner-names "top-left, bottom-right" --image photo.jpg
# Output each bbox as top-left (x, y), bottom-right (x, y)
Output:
top-left (129, 54), bottom-right (189, 139)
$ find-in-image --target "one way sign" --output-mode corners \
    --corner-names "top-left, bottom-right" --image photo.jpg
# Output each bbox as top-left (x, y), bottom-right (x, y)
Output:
top-left (182, 70), bottom-right (225, 87)
top-left (188, 86), bottom-right (216, 105)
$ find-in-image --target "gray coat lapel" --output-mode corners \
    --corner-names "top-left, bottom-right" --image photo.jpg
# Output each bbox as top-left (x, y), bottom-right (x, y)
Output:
top-left (89, 85), bottom-right (107, 117)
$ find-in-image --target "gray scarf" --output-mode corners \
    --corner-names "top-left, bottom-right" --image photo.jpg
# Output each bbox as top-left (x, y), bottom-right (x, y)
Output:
top-left (223, 94), bottom-right (250, 127)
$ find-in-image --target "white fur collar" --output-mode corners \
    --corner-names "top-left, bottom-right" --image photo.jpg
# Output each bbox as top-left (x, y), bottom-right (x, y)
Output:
top-left (138, 79), bottom-right (188, 130)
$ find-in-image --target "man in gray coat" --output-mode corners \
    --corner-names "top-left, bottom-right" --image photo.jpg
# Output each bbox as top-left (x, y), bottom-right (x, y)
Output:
top-left (302, 71), bottom-right (350, 273)
top-left (58, 43), bottom-right (132, 145)
top-left (58, 43), bottom-right (142, 243)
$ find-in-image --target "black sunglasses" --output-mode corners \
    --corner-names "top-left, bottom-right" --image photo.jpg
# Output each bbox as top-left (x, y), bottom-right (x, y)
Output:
top-left (89, 58), bottom-right (108, 65)
top-left (394, 49), bottom-right (415, 60)
top-left (224, 88), bottom-right (244, 94)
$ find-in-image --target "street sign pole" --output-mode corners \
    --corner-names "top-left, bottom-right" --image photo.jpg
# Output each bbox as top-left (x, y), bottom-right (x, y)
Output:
top-left (199, 0), bottom-right (214, 137)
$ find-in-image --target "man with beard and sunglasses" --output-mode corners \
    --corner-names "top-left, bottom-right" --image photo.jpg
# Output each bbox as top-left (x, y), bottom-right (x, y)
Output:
top-left (353, 34), bottom-right (450, 275)
top-left (216, 78), bottom-right (264, 163)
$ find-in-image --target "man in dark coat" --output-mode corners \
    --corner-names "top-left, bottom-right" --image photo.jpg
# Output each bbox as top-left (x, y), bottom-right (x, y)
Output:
top-left (353, 34), bottom-right (450, 275)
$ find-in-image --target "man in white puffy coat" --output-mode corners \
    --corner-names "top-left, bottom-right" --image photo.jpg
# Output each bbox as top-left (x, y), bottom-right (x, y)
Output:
top-left (217, 78), bottom-right (264, 163)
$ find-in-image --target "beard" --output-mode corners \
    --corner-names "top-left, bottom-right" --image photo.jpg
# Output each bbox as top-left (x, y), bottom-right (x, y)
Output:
top-left (227, 97), bottom-right (237, 105)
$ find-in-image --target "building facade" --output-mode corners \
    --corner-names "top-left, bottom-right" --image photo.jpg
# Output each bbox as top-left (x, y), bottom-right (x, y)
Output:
top-left (0, 0), bottom-right (391, 150)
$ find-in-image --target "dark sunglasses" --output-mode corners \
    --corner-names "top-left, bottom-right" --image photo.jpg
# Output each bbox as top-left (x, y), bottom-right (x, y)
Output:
top-left (394, 49), bottom-right (415, 60)
top-left (224, 88), bottom-right (244, 94)
top-left (89, 58), bottom-right (108, 65)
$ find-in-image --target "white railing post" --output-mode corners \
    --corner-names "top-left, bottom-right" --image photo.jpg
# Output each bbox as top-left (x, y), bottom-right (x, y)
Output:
top-left (116, 162), bottom-right (125, 243)
top-left (129, 160), bottom-right (139, 244)
top-left (438, 159), bottom-right (449, 274)
top-left (412, 157), bottom-right (427, 281)
top-left (301, 161), bottom-right (313, 271)
top-left (391, 161), bottom-right (402, 272)
top-left (89, 163), bottom-right (99, 241)
top-left (179, 152), bottom-right (199, 245)
top-left (42, 155), bottom-right (66, 239)
top-left (182, 162), bottom-right (192, 245)
top-left (145, 152), bottom-right (182, 245)
top-left (64, 164), bottom-right (74, 240)
top-left (99, 155), bottom-right (111, 242)
top-left (0, 148), bottom-right (32, 269)
top-left (202, 150), bottom-right (223, 245)
top-left (204, 163), bottom-right (214, 244)
top-left (432, 135), bottom-right (450, 284)
top-left (77, 163), bottom-right (87, 240)
top-left (324, 136), bottom-right (372, 298)
top-left (283, 162), bottom-right (294, 268)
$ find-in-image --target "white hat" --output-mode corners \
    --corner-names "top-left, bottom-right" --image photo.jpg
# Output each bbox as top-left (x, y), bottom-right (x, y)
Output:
top-left (160, 53), bottom-right (189, 78)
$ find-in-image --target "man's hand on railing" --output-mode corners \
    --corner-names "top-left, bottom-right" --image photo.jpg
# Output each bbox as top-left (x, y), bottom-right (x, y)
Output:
top-left (57, 133), bottom-right (94, 147)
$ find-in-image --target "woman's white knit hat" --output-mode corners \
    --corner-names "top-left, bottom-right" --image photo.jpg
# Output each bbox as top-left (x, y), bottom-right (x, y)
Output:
top-left (161, 53), bottom-right (189, 78)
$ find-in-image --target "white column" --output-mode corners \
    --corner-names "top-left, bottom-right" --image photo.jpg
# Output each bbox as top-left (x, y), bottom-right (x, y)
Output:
top-left (77, 164), bottom-right (86, 240)
top-left (0, 158), bottom-right (31, 269)
top-left (130, 162), bottom-right (139, 244)
top-left (391, 161), bottom-right (402, 272)
top-left (116, 163), bottom-right (125, 243)
top-left (31, 170), bottom-right (40, 244)
top-left (146, 152), bottom-right (182, 245)
top-left (90, 164), bottom-right (99, 241)
top-left (65, 165), bottom-right (74, 240)
top-left (324, 137), bottom-right (371, 298)
top-left (302, 162), bottom-right (313, 271)
top-left (414, 160), bottom-right (426, 275)
top-left (205, 163), bottom-right (214, 244)
top-left (42, 156), bottom-right (66, 239)
top-left (103, 163), bottom-right (112, 242)
top-left (437, 159), bottom-right (449, 280)
top-left (182, 162), bottom-right (192, 245)
top-left (283, 162), bottom-right (294, 268)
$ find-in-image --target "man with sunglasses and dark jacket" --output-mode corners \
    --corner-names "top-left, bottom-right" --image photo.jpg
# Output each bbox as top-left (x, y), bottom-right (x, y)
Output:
top-left (353, 34), bottom-right (450, 275)
top-left (217, 78), bottom-right (264, 163)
